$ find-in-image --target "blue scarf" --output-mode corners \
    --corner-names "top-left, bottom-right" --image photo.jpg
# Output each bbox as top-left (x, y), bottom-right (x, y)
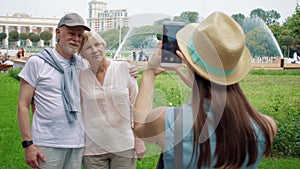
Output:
top-left (34, 48), bottom-right (80, 122)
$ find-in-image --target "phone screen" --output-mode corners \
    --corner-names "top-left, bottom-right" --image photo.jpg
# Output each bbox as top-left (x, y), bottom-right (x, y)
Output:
top-left (161, 22), bottom-right (185, 66)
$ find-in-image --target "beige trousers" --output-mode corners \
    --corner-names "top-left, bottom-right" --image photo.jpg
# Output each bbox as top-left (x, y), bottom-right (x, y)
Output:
top-left (83, 149), bottom-right (136, 169)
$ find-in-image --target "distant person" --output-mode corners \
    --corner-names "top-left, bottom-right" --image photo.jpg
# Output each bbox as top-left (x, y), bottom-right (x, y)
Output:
top-left (293, 49), bottom-right (300, 62)
top-left (17, 48), bottom-right (22, 58)
top-left (0, 52), bottom-right (5, 63)
top-left (21, 47), bottom-right (25, 57)
top-left (78, 31), bottom-right (146, 169)
top-left (138, 49), bottom-right (143, 61)
top-left (132, 49), bottom-right (137, 61)
top-left (134, 11), bottom-right (277, 168)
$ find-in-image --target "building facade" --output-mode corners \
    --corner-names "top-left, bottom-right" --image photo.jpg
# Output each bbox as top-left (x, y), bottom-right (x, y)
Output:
top-left (87, 0), bottom-right (129, 33)
top-left (0, 1), bottom-right (129, 49)
top-left (0, 13), bottom-right (59, 49)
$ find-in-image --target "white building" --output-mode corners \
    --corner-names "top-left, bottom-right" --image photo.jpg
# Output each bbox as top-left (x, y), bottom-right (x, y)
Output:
top-left (87, 0), bottom-right (129, 33)
top-left (0, 13), bottom-right (59, 49)
top-left (0, 1), bottom-right (129, 49)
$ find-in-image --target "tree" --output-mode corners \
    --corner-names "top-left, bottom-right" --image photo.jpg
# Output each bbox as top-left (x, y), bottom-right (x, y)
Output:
top-left (266, 10), bottom-right (281, 25)
top-left (0, 32), bottom-right (7, 47)
top-left (19, 33), bottom-right (28, 47)
top-left (40, 31), bottom-right (53, 46)
top-left (125, 25), bottom-right (160, 49)
top-left (8, 30), bottom-right (19, 46)
top-left (250, 8), bottom-right (267, 22)
top-left (268, 24), bottom-right (283, 41)
top-left (241, 17), bottom-right (263, 33)
top-left (282, 6), bottom-right (300, 44)
top-left (173, 11), bottom-right (199, 23)
top-left (231, 13), bottom-right (246, 26)
top-left (250, 8), bottom-right (281, 25)
top-left (281, 4), bottom-right (300, 56)
top-left (101, 27), bottom-right (131, 50)
top-left (28, 33), bottom-right (40, 46)
top-left (282, 36), bottom-right (295, 57)
top-left (153, 18), bottom-right (171, 25)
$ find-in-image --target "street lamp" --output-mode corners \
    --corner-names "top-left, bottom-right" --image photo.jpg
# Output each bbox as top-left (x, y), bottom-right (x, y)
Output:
top-left (119, 16), bottom-right (122, 51)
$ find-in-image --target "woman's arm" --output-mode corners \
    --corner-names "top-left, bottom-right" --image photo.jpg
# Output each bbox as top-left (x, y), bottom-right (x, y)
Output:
top-left (134, 43), bottom-right (168, 146)
top-left (134, 69), bottom-right (167, 140)
top-left (127, 64), bottom-right (147, 160)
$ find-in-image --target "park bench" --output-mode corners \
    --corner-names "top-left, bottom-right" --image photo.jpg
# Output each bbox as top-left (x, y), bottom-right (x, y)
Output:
top-left (0, 64), bottom-right (13, 72)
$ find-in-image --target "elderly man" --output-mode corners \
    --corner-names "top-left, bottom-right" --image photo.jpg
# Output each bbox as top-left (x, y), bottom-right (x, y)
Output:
top-left (17, 13), bottom-right (90, 169)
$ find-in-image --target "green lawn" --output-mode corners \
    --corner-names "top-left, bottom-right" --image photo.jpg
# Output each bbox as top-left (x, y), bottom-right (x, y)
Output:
top-left (1, 69), bottom-right (299, 169)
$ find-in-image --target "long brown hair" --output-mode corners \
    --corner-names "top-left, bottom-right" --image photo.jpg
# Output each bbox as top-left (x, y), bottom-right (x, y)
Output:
top-left (192, 73), bottom-right (274, 168)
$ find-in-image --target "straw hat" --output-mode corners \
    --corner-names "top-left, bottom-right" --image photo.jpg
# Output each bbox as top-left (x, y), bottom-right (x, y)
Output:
top-left (176, 11), bottom-right (251, 85)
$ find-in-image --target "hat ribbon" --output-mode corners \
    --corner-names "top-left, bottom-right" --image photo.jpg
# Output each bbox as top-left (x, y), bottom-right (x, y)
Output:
top-left (188, 38), bottom-right (236, 76)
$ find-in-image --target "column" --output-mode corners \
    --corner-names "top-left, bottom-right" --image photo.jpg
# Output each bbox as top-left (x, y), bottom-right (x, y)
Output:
top-left (17, 26), bottom-right (21, 47)
top-left (28, 26), bottom-right (33, 47)
top-left (40, 27), bottom-right (45, 47)
top-left (25, 26), bottom-right (30, 47)
top-left (4, 26), bottom-right (9, 49)
top-left (52, 27), bottom-right (56, 47)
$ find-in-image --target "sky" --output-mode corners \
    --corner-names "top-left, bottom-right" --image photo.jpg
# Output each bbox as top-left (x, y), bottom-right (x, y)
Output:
top-left (1, 0), bottom-right (298, 25)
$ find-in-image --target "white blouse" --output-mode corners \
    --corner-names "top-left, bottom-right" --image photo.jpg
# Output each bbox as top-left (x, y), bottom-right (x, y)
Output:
top-left (79, 61), bottom-right (138, 155)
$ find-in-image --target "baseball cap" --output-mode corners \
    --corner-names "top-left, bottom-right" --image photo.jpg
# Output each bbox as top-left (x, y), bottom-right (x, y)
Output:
top-left (58, 13), bottom-right (90, 31)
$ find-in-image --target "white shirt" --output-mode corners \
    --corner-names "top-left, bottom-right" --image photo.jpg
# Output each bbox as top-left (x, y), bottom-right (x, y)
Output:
top-left (19, 48), bottom-right (87, 148)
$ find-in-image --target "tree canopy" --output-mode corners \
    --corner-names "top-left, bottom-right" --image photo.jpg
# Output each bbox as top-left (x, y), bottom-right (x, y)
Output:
top-left (28, 32), bottom-right (40, 46)
top-left (101, 11), bottom-right (199, 49)
top-left (98, 7), bottom-right (299, 58)
top-left (0, 32), bottom-right (7, 41)
top-left (40, 31), bottom-right (53, 46)
top-left (8, 30), bottom-right (19, 42)
top-left (0, 5), bottom-right (298, 58)
top-left (231, 6), bottom-right (300, 58)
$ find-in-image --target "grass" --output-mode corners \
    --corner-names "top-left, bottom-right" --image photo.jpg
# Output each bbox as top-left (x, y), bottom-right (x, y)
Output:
top-left (0, 73), bottom-right (25, 168)
top-left (258, 157), bottom-right (300, 169)
top-left (1, 70), bottom-right (300, 169)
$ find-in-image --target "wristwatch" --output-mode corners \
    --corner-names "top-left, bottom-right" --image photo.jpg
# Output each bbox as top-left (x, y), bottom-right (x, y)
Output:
top-left (22, 140), bottom-right (33, 148)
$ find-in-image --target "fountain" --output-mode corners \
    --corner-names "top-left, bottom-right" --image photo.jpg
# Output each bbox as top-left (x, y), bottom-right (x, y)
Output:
top-left (113, 27), bottom-right (132, 60)
top-left (256, 18), bottom-right (283, 59)
top-left (241, 17), bottom-right (283, 61)
top-left (112, 13), bottom-right (171, 61)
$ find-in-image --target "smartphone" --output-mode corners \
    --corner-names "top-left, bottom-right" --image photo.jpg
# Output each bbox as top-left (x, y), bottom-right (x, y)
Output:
top-left (161, 21), bottom-right (185, 67)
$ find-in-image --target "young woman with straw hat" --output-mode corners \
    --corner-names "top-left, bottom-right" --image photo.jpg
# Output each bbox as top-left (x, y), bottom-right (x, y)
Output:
top-left (134, 11), bottom-right (277, 169)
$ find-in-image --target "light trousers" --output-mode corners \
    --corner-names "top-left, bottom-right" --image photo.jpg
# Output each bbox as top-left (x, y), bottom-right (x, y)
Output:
top-left (37, 146), bottom-right (84, 169)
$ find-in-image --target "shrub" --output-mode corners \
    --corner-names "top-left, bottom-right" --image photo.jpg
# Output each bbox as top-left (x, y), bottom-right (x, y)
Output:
top-left (8, 67), bottom-right (23, 81)
top-left (265, 94), bottom-right (300, 157)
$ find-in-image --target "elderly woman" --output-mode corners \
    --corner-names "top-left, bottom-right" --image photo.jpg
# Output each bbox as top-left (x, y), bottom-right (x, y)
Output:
top-left (78, 31), bottom-right (146, 169)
